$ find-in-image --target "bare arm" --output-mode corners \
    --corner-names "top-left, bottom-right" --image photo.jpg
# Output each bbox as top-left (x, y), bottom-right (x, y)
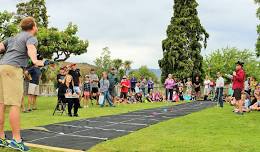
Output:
top-left (24, 71), bottom-right (32, 80)
top-left (58, 79), bottom-right (65, 84)
top-left (27, 44), bottom-right (44, 67)
top-left (0, 43), bottom-right (6, 53)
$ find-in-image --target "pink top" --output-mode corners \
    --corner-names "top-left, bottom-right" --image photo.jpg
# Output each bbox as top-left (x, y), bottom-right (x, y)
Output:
top-left (164, 78), bottom-right (175, 89)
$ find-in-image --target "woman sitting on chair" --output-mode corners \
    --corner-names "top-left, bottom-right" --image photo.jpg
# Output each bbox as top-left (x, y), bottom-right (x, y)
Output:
top-left (58, 75), bottom-right (80, 117)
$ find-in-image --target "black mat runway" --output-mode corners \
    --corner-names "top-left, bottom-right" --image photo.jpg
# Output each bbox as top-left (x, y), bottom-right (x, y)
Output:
top-left (6, 101), bottom-right (215, 151)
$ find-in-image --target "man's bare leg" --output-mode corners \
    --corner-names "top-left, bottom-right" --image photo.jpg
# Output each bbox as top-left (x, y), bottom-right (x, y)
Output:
top-left (27, 95), bottom-right (32, 110)
top-left (238, 100), bottom-right (243, 113)
top-left (9, 105), bottom-right (21, 141)
top-left (0, 103), bottom-right (5, 139)
top-left (21, 96), bottom-right (26, 112)
top-left (33, 95), bottom-right (37, 109)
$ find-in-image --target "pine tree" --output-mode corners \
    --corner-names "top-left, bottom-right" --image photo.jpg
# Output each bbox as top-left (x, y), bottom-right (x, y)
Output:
top-left (255, 0), bottom-right (260, 57)
top-left (158, 0), bottom-right (209, 82)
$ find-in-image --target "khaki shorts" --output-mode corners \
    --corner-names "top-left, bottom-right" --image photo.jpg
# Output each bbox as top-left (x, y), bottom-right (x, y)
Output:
top-left (28, 83), bottom-right (40, 96)
top-left (0, 65), bottom-right (23, 107)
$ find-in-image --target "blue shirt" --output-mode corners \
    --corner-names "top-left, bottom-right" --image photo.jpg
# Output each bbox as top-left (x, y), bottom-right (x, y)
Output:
top-left (147, 80), bottom-right (154, 89)
top-left (130, 77), bottom-right (137, 88)
top-left (28, 66), bottom-right (42, 85)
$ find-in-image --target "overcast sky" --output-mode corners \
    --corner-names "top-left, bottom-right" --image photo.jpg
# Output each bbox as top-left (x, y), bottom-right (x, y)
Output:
top-left (1, 0), bottom-right (258, 68)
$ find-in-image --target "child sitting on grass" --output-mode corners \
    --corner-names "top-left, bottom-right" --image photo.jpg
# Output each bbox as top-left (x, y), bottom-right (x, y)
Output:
top-left (146, 91), bottom-right (154, 103)
top-left (172, 91), bottom-right (179, 102)
top-left (250, 84), bottom-right (260, 111)
top-left (242, 92), bottom-right (251, 112)
top-left (128, 92), bottom-right (137, 104)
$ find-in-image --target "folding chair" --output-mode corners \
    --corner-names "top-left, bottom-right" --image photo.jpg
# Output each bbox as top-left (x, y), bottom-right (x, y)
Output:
top-left (53, 98), bottom-right (67, 116)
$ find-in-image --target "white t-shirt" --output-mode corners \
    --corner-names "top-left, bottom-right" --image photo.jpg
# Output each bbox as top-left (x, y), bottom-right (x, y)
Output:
top-left (204, 80), bottom-right (211, 89)
top-left (216, 77), bottom-right (225, 88)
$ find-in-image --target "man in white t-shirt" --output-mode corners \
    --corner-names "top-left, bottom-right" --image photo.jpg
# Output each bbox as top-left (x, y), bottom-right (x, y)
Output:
top-left (216, 72), bottom-right (225, 107)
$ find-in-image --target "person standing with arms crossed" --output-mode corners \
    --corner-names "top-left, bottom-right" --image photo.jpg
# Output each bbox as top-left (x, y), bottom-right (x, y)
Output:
top-left (0, 17), bottom-right (52, 151)
top-left (232, 61), bottom-right (246, 115)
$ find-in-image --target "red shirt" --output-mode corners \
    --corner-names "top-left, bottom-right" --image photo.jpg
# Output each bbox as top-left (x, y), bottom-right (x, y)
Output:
top-left (232, 68), bottom-right (245, 90)
top-left (121, 80), bottom-right (130, 93)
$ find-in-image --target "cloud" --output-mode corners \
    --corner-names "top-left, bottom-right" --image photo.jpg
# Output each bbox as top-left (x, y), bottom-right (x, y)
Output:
top-left (0, 0), bottom-right (258, 68)
top-left (198, 0), bottom-right (258, 54)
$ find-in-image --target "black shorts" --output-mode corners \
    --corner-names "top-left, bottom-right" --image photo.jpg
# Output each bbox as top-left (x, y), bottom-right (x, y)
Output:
top-left (195, 87), bottom-right (200, 93)
top-left (233, 89), bottom-right (242, 100)
top-left (109, 88), bottom-right (116, 97)
top-left (120, 92), bottom-right (128, 99)
top-left (91, 87), bottom-right (99, 93)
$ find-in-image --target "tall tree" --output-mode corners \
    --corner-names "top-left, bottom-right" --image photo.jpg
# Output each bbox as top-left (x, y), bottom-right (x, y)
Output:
top-left (94, 47), bottom-right (112, 76)
top-left (255, 0), bottom-right (260, 57)
top-left (112, 59), bottom-right (123, 71)
top-left (16, 0), bottom-right (48, 28)
top-left (124, 60), bottom-right (132, 75)
top-left (37, 23), bottom-right (88, 61)
top-left (204, 47), bottom-right (260, 81)
top-left (14, 0), bottom-right (88, 61)
top-left (158, 0), bottom-right (209, 82)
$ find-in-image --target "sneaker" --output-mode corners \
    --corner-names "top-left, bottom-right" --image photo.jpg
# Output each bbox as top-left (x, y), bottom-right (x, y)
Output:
top-left (236, 112), bottom-right (244, 115)
top-left (68, 113), bottom-right (73, 117)
top-left (8, 139), bottom-right (30, 151)
top-left (0, 137), bottom-right (8, 147)
top-left (73, 113), bottom-right (79, 117)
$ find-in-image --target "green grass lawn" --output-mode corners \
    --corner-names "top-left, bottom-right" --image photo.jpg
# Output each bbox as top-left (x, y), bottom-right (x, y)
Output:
top-left (89, 105), bottom-right (260, 152)
top-left (2, 97), bottom-right (260, 152)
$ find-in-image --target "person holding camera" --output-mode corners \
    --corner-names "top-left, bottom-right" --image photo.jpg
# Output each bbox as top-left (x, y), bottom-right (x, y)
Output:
top-left (0, 17), bottom-right (53, 151)
top-left (58, 75), bottom-right (80, 117)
